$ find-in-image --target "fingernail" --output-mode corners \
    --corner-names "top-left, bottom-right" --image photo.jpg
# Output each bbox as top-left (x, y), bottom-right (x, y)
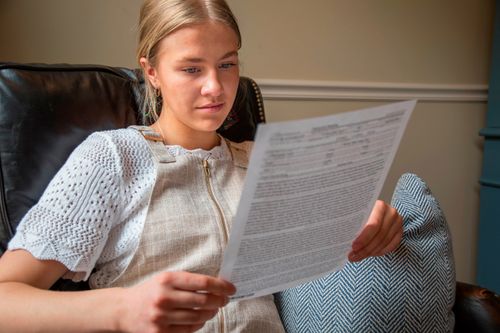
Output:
top-left (349, 253), bottom-right (361, 262)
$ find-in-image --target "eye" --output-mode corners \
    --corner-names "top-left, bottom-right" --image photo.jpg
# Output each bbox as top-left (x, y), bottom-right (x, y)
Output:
top-left (219, 62), bottom-right (237, 70)
top-left (182, 67), bottom-right (201, 74)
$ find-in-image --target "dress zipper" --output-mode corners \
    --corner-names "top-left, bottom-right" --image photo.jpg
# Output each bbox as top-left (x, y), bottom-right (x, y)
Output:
top-left (202, 159), bottom-right (230, 243)
top-left (202, 159), bottom-right (228, 333)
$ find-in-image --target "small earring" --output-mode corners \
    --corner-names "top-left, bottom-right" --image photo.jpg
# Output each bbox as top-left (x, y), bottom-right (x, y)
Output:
top-left (155, 88), bottom-right (161, 98)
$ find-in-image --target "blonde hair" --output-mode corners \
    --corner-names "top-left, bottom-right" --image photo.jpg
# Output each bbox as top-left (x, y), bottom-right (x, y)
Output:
top-left (137, 0), bottom-right (241, 124)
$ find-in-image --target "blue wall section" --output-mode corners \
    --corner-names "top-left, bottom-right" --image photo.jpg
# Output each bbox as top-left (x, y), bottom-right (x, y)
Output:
top-left (477, 0), bottom-right (500, 293)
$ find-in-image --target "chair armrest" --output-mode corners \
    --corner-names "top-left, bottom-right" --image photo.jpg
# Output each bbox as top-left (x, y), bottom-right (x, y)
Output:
top-left (453, 281), bottom-right (500, 333)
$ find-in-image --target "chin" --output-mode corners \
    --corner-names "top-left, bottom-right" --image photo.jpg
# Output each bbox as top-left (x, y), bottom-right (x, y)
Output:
top-left (197, 117), bottom-right (229, 132)
top-left (196, 122), bottom-right (226, 133)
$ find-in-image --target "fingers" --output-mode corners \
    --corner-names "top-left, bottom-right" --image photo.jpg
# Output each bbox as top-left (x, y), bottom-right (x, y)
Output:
top-left (370, 212), bottom-right (403, 256)
top-left (157, 271), bottom-right (236, 296)
top-left (376, 223), bottom-right (403, 255)
top-left (350, 200), bottom-right (387, 252)
top-left (154, 274), bottom-right (230, 331)
top-left (348, 200), bottom-right (403, 262)
top-left (146, 272), bottom-right (235, 314)
top-left (120, 272), bottom-right (234, 333)
top-left (156, 288), bottom-right (229, 310)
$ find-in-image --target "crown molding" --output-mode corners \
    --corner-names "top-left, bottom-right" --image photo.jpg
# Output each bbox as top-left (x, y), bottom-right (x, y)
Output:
top-left (255, 79), bottom-right (488, 102)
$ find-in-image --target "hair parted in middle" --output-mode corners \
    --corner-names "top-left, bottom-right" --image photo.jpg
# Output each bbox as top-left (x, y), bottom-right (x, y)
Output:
top-left (137, 0), bottom-right (242, 124)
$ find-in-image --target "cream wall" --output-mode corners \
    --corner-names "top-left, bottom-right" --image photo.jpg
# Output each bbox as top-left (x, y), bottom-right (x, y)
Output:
top-left (0, 0), bottom-right (141, 66)
top-left (0, 0), bottom-right (495, 284)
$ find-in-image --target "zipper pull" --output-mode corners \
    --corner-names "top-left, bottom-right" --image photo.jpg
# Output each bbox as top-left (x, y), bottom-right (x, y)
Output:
top-left (203, 159), bottom-right (211, 178)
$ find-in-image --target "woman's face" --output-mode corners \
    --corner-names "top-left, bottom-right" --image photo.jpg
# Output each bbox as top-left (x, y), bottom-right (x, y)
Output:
top-left (142, 21), bottom-right (240, 140)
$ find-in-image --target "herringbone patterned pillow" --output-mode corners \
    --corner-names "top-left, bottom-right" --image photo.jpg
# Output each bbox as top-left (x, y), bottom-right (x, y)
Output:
top-left (275, 173), bottom-right (456, 333)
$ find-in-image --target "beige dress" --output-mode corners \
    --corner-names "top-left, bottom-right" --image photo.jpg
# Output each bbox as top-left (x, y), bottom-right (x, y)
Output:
top-left (107, 127), bottom-right (285, 333)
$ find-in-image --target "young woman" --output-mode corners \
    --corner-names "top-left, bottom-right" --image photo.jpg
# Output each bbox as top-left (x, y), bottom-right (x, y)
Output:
top-left (0, 0), bottom-right (403, 332)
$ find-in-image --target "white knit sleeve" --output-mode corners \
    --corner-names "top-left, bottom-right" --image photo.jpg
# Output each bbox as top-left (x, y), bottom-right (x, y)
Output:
top-left (8, 132), bottom-right (126, 277)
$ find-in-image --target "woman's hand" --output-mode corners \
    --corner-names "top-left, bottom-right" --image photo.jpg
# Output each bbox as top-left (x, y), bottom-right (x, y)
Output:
top-left (118, 271), bottom-right (236, 333)
top-left (348, 200), bottom-right (403, 262)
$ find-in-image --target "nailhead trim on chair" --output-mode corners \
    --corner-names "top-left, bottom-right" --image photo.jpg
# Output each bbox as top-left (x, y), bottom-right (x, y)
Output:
top-left (250, 79), bottom-right (265, 123)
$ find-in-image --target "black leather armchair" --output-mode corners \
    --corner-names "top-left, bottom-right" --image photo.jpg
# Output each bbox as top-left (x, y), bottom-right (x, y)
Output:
top-left (0, 63), bottom-right (498, 332)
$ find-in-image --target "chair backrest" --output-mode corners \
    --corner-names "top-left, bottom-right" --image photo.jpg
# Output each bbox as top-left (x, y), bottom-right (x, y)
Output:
top-left (0, 62), bottom-right (265, 255)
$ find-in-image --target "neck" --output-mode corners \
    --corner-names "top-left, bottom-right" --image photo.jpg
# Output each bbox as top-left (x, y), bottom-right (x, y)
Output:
top-left (151, 120), bottom-right (220, 151)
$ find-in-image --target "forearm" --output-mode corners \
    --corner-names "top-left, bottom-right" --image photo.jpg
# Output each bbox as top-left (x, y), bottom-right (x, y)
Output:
top-left (0, 282), bottom-right (125, 333)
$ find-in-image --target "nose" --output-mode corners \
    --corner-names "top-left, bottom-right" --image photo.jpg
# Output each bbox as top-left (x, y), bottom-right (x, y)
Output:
top-left (201, 70), bottom-right (223, 97)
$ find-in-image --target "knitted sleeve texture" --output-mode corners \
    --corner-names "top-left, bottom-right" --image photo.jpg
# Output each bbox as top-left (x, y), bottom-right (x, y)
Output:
top-left (8, 130), bottom-right (154, 281)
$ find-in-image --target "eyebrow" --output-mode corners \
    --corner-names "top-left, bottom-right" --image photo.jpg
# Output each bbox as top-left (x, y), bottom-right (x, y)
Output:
top-left (179, 50), bottom-right (239, 63)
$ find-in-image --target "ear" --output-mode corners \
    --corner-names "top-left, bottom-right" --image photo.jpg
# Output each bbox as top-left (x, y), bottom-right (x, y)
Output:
top-left (140, 57), bottom-right (159, 89)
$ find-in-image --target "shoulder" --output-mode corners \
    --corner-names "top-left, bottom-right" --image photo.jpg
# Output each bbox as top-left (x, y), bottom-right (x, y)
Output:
top-left (82, 128), bottom-right (153, 167)
top-left (226, 140), bottom-right (254, 153)
top-left (88, 127), bottom-right (150, 154)
top-left (225, 140), bottom-right (254, 168)
top-left (63, 128), bottom-right (155, 193)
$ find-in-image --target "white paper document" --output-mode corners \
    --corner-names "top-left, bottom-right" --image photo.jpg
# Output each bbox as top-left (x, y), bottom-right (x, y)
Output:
top-left (219, 100), bottom-right (416, 300)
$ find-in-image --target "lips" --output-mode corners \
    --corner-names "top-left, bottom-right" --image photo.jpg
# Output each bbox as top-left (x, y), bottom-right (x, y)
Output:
top-left (196, 102), bottom-right (225, 113)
